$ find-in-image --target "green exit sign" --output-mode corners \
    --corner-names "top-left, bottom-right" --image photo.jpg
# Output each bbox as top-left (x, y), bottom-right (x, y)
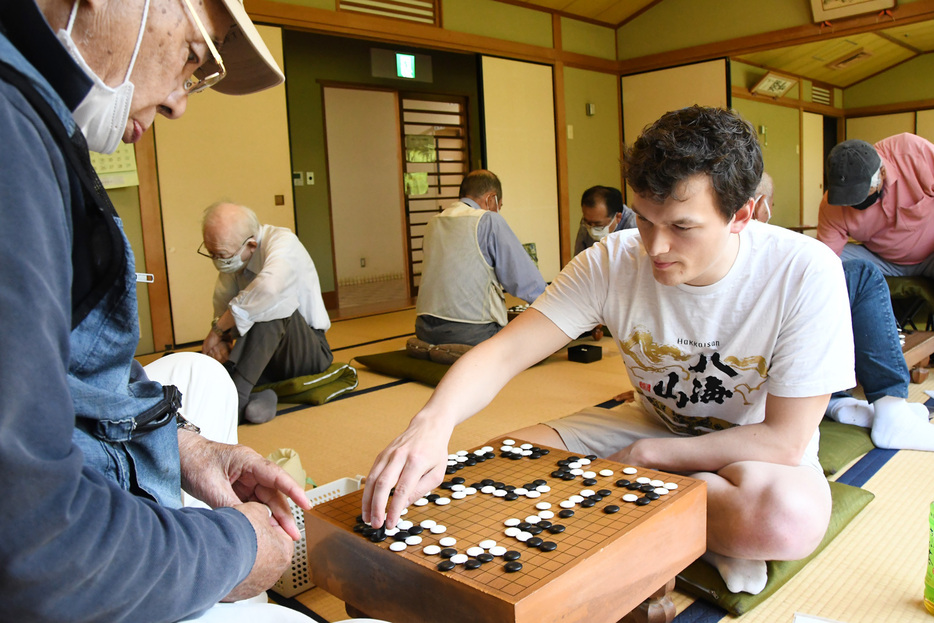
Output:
top-left (396, 53), bottom-right (415, 79)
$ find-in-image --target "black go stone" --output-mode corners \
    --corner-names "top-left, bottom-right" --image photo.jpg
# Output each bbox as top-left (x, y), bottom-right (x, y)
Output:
top-left (356, 514), bottom-right (365, 523)
top-left (526, 537), bottom-right (544, 548)
top-left (530, 452), bottom-right (542, 459)
top-left (585, 455), bottom-right (598, 461)
top-left (627, 482), bottom-right (642, 490)
top-left (504, 561), bottom-right (523, 573)
top-left (597, 489), bottom-right (612, 497)
top-left (392, 531), bottom-right (410, 541)
top-left (533, 479), bottom-right (547, 487)
top-left (526, 525), bottom-right (543, 536)
top-left (440, 482), bottom-right (453, 490)
top-left (504, 492), bottom-right (519, 501)
top-left (493, 482), bottom-right (505, 489)
top-left (551, 470), bottom-right (567, 479)
top-left (451, 476), bottom-right (466, 485)
top-left (481, 479), bottom-right (494, 486)
top-left (557, 459), bottom-right (570, 467)
top-left (645, 491), bottom-right (660, 500)
top-left (640, 484), bottom-right (656, 493)
top-left (471, 482), bottom-right (483, 489)
top-left (362, 526), bottom-right (376, 537)
top-left (445, 466), bottom-right (457, 474)
top-left (369, 531), bottom-right (387, 543)
top-left (539, 449), bottom-right (551, 456)
top-left (538, 520), bottom-right (553, 529)
top-left (562, 473), bottom-right (577, 481)
top-left (583, 478), bottom-right (598, 486)
top-left (504, 485), bottom-right (516, 491)
top-left (441, 548), bottom-right (458, 558)
top-left (408, 525), bottom-right (424, 535)
top-left (509, 453), bottom-right (523, 460)
top-left (426, 493), bottom-right (441, 501)
top-left (580, 498), bottom-right (596, 508)
top-left (503, 550), bottom-right (522, 561)
top-left (590, 495), bottom-right (604, 502)
top-left (523, 482), bottom-right (537, 490)
top-left (539, 541), bottom-right (558, 552)
top-left (547, 524), bottom-right (566, 534)
top-left (478, 553), bottom-right (495, 563)
top-left (353, 523), bottom-right (366, 533)
top-left (558, 509), bottom-right (575, 519)
top-left (465, 458), bottom-right (477, 466)
top-left (464, 558), bottom-right (482, 570)
top-left (517, 522), bottom-right (532, 531)
top-left (604, 505), bottom-right (620, 514)
top-left (636, 497), bottom-right (652, 506)
top-left (437, 560), bottom-right (456, 572)
top-left (615, 479), bottom-right (631, 488)
top-left (567, 456), bottom-right (581, 462)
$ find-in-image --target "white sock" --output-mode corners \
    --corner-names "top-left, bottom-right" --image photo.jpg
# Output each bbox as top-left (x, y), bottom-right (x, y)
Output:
top-left (907, 401), bottom-right (932, 422)
top-left (826, 396), bottom-right (874, 428)
top-left (871, 396), bottom-right (934, 452)
top-left (702, 551), bottom-right (768, 595)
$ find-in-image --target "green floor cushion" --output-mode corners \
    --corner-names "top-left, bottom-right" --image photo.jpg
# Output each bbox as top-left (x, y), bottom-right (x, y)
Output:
top-left (676, 480), bottom-right (874, 615)
top-left (254, 362), bottom-right (358, 405)
top-left (818, 419), bottom-right (874, 476)
top-left (354, 350), bottom-right (450, 386)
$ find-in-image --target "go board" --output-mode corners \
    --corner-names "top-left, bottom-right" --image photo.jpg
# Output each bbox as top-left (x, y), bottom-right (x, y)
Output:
top-left (304, 438), bottom-right (706, 623)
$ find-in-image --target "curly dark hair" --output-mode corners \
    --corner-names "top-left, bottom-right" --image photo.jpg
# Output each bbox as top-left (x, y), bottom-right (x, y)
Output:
top-left (623, 106), bottom-right (763, 220)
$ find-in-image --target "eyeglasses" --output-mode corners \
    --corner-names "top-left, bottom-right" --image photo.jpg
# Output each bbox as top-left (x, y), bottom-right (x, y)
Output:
top-left (180, 0), bottom-right (227, 94)
top-left (197, 237), bottom-right (252, 260)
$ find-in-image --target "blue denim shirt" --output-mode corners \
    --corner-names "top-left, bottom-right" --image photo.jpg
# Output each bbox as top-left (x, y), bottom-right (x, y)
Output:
top-left (69, 221), bottom-right (183, 508)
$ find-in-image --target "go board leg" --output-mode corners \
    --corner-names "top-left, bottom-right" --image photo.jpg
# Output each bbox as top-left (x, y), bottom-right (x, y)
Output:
top-left (618, 578), bottom-right (676, 623)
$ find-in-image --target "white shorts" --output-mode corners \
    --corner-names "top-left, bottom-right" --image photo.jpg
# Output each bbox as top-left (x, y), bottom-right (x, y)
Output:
top-left (545, 403), bottom-right (823, 473)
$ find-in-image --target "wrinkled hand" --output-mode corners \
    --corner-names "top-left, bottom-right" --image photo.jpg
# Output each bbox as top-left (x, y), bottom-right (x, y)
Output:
top-left (361, 416), bottom-right (453, 530)
top-left (178, 431), bottom-right (310, 541)
top-left (202, 332), bottom-right (231, 364)
top-left (221, 501), bottom-right (294, 603)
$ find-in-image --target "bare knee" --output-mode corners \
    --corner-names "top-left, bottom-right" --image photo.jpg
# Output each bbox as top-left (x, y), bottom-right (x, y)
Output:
top-left (706, 464), bottom-right (831, 560)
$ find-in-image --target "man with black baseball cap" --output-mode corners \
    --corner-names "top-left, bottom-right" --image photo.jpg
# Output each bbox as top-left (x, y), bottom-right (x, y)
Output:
top-left (817, 133), bottom-right (934, 277)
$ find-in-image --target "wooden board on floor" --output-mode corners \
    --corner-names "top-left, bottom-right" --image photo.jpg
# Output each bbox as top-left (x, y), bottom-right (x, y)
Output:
top-left (903, 331), bottom-right (934, 370)
top-left (304, 438), bottom-right (706, 623)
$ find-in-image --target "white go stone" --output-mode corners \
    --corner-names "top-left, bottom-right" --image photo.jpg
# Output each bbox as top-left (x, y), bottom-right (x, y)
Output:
top-left (466, 546), bottom-right (485, 557)
top-left (451, 491), bottom-right (467, 500)
top-left (504, 527), bottom-right (521, 537)
top-left (405, 535), bottom-right (423, 546)
top-left (419, 519), bottom-right (437, 529)
top-left (524, 515), bottom-right (541, 524)
top-left (423, 545), bottom-right (441, 555)
top-left (536, 485), bottom-right (551, 493)
top-left (599, 469), bottom-right (614, 477)
top-left (622, 493), bottom-right (639, 503)
top-left (503, 439), bottom-right (516, 445)
top-left (526, 490), bottom-right (542, 498)
top-left (516, 532), bottom-right (532, 542)
top-left (389, 542), bottom-right (407, 552)
top-left (569, 495), bottom-right (584, 504)
top-left (537, 510), bottom-right (555, 519)
top-left (636, 477), bottom-right (651, 484)
top-left (559, 500), bottom-right (575, 509)
top-left (439, 536), bottom-right (457, 547)
top-left (622, 467), bottom-right (638, 475)
top-left (479, 539), bottom-right (497, 549)
top-left (434, 497), bottom-right (451, 506)
top-left (535, 502), bottom-right (552, 510)
top-left (481, 485), bottom-right (496, 494)
top-left (490, 546), bottom-right (507, 557)
top-left (665, 482), bottom-right (679, 490)
top-left (450, 554), bottom-right (468, 565)
top-left (582, 471), bottom-right (597, 479)
top-left (430, 524), bottom-right (447, 534)
top-left (414, 498), bottom-right (429, 507)
top-left (504, 518), bottom-right (521, 527)
top-left (654, 488), bottom-right (669, 495)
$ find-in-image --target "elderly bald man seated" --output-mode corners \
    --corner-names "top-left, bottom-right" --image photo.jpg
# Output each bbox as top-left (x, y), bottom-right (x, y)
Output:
top-left (200, 202), bottom-right (333, 424)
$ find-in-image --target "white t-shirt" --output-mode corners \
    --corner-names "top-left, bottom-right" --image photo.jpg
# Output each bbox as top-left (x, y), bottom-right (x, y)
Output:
top-left (533, 221), bottom-right (855, 436)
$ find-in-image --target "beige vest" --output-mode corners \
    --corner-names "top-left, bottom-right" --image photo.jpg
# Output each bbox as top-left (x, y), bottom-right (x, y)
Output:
top-left (416, 202), bottom-right (507, 326)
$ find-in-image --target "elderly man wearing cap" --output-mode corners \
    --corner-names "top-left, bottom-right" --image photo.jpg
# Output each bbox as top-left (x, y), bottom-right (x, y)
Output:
top-left (0, 1), bottom-right (359, 622)
top-left (817, 133), bottom-right (934, 277)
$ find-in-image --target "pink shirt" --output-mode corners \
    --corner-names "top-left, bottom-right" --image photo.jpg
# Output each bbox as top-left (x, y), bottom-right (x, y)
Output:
top-left (817, 133), bottom-right (934, 265)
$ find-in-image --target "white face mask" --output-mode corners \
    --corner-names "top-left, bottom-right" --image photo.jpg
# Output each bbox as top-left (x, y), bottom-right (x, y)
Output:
top-left (587, 215), bottom-right (617, 241)
top-left (869, 167), bottom-right (883, 189)
top-left (56, 0), bottom-right (150, 154)
top-left (213, 253), bottom-right (247, 274)
top-left (754, 195), bottom-right (771, 223)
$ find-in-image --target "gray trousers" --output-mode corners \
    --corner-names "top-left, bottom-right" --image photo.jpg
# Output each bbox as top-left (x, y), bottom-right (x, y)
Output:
top-left (415, 314), bottom-right (502, 347)
top-left (228, 310), bottom-right (333, 388)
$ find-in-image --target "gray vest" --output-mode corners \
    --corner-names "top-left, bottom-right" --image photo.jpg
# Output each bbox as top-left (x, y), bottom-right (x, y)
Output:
top-left (416, 202), bottom-right (507, 326)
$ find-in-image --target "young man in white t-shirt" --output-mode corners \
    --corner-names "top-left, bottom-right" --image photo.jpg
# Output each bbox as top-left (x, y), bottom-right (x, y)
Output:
top-left (362, 106), bottom-right (855, 595)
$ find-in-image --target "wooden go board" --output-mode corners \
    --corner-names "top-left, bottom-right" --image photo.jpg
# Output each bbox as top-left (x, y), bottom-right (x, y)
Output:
top-left (304, 438), bottom-right (706, 623)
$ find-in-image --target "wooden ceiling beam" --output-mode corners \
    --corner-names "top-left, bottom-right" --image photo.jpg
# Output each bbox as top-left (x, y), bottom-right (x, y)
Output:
top-left (618, 0), bottom-right (934, 75)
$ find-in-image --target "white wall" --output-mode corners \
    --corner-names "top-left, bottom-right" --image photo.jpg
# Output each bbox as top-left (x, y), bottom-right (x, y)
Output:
top-left (481, 56), bottom-right (559, 281)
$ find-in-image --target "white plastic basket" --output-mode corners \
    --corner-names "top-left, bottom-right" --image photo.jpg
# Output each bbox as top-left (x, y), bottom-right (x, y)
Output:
top-left (273, 476), bottom-right (363, 597)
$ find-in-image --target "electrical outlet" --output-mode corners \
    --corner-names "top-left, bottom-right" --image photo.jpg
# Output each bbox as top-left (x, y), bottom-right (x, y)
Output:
top-left (360, 258), bottom-right (366, 268)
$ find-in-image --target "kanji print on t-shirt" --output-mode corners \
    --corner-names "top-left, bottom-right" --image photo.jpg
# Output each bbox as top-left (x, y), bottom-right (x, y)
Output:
top-left (619, 327), bottom-right (768, 436)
